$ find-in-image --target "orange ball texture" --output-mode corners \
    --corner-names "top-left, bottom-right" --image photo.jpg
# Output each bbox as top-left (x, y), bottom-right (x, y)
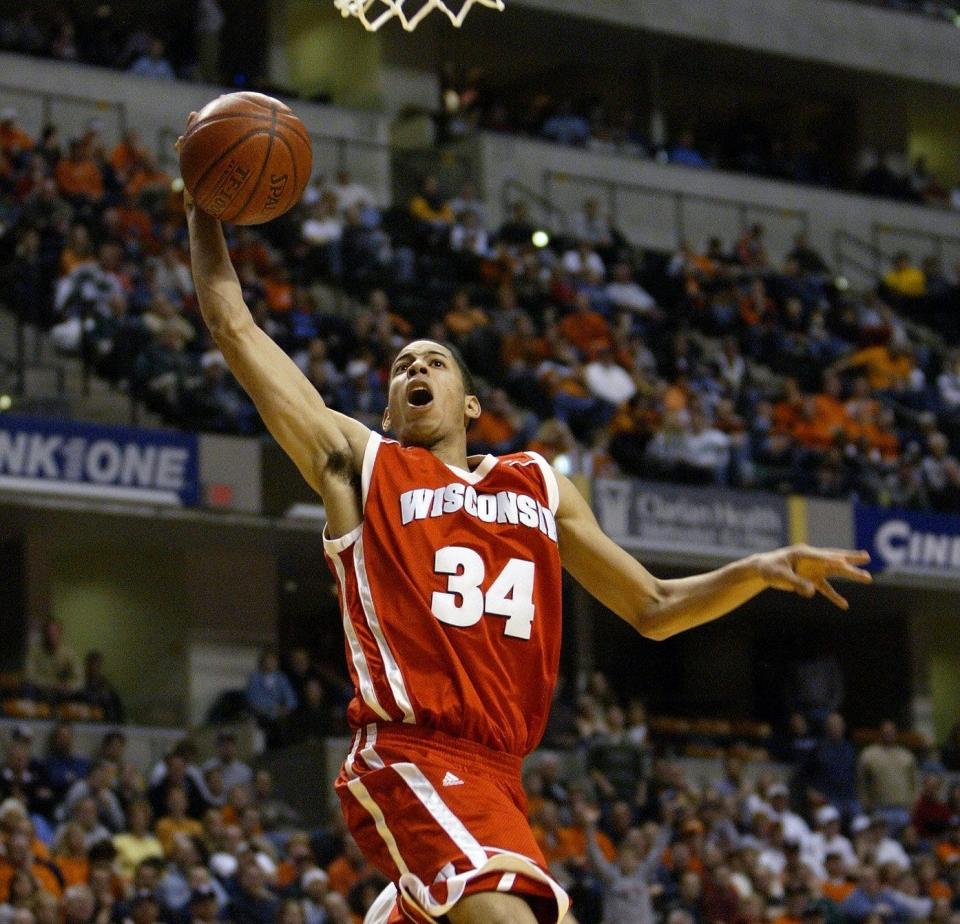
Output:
top-left (179, 92), bottom-right (313, 226)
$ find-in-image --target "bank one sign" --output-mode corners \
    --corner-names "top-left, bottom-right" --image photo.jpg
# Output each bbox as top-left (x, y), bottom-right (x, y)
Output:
top-left (855, 504), bottom-right (960, 575)
top-left (0, 415), bottom-right (199, 507)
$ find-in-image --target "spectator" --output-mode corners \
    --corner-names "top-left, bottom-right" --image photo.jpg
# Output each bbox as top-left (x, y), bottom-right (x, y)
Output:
top-left (857, 722), bottom-right (918, 832)
top-left (41, 725), bottom-right (90, 805)
top-left (0, 831), bottom-right (63, 900)
top-left (0, 108), bottom-right (33, 158)
top-left (800, 712), bottom-right (860, 821)
top-left (111, 800), bottom-right (163, 880)
top-left (581, 801), bottom-right (671, 924)
top-left (587, 705), bottom-right (647, 806)
top-left (128, 39), bottom-right (175, 80)
top-left (245, 652), bottom-right (297, 748)
top-left (408, 175), bottom-right (454, 228)
top-left (54, 140), bottom-right (104, 205)
top-left (669, 131), bottom-right (711, 169)
top-left (200, 733), bottom-right (252, 796)
top-left (154, 788), bottom-right (203, 857)
top-left (226, 857), bottom-right (278, 924)
top-left (883, 253), bottom-right (926, 299)
top-left (82, 652), bottom-right (125, 723)
top-left (25, 620), bottom-right (81, 692)
top-left (62, 760), bottom-right (125, 833)
top-left (584, 346), bottom-right (637, 408)
top-left (0, 731), bottom-right (55, 819)
top-left (50, 823), bottom-right (89, 888)
top-left (912, 772), bottom-right (952, 838)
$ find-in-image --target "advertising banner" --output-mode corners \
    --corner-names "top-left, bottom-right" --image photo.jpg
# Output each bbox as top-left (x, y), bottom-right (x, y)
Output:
top-left (0, 415), bottom-right (199, 507)
top-left (593, 478), bottom-right (788, 558)
top-left (855, 503), bottom-right (960, 576)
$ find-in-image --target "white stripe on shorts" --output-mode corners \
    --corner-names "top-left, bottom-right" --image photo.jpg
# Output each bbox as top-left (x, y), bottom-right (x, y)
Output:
top-left (360, 723), bottom-right (385, 770)
top-left (346, 776), bottom-right (410, 876)
top-left (393, 763), bottom-right (489, 869)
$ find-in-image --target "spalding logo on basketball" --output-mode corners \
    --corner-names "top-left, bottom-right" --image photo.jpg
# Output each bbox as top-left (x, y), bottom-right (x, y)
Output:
top-left (179, 92), bottom-right (312, 226)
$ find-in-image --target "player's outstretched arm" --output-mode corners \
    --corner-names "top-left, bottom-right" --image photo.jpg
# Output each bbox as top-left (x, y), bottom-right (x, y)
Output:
top-left (555, 474), bottom-right (871, 640)
top-left (184, 191), bottom-right (369, 511)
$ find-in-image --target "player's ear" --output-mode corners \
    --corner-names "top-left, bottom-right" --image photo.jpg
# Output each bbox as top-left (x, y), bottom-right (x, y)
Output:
top-left (464, 394), bottom-right (481, 424)
top-left (381, 407), bottom-right (392, 433)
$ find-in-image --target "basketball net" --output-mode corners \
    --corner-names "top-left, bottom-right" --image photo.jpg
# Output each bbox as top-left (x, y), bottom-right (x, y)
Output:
top-left (334, 0), bottom-right (505, 31)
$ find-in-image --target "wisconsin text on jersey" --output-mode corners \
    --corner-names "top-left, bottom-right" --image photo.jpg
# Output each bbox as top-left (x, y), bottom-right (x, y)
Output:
top-left (398, 482), bottom-right (559, 542)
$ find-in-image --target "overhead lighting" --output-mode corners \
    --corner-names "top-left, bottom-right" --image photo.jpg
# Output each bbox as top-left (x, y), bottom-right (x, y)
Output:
top-left (532, 230), bottom-right (550, 248)
top-left (0, 395), bottom-right (11, 411)
top-left (835, 276), bottom-right (850, 291)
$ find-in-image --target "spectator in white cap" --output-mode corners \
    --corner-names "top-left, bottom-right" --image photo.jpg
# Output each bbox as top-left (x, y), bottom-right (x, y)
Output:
top-left (767, 782), bottom-right (811, 848)
top-left (806, 804), bottom-right (857, 874)
top-left (300, 868), bottom-right (330, 924)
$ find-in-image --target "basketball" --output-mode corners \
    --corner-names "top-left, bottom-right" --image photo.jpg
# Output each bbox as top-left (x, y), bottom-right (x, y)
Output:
top-left (179, 91), bottom-right (313, 226)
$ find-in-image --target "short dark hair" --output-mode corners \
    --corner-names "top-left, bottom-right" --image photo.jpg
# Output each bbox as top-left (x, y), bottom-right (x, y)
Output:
top-left (444, 343), bottom-right (476, 397)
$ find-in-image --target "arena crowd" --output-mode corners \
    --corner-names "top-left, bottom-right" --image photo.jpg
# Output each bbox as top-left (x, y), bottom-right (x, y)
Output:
top-left (4, 654), bottom-right (960, 924)
top-left (2, 112), bottom-right (960, 511)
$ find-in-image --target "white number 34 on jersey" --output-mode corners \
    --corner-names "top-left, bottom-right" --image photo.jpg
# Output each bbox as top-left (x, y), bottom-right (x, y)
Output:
top-left (431, 546), bottom-right (535, 640)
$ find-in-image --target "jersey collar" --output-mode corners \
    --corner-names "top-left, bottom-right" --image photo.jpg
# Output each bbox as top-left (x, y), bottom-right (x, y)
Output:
top-left (444, 454), bottom-right (498, 484)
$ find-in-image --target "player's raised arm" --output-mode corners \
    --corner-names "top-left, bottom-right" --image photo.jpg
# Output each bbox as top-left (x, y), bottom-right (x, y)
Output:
top-left (554, 473), bottom-right (871, 640)
top-left (184, 190), bottom-right (369, 509)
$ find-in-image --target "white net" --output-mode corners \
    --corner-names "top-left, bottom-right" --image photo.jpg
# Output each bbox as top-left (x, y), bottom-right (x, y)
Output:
top-left (334, 0), bottom-right (505, 31)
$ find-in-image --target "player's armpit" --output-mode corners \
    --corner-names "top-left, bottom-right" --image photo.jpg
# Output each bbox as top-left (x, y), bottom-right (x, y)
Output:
top-left (554, 472), bottom-right (664, 636)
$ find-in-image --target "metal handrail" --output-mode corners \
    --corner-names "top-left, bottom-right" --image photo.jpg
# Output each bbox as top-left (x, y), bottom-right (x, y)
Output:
top-left (500, 178), bottom-right (569, 233)
top-left (0, 81), bottom-right (126, 135)
top-left (871, 221), bottom-right (960, 265)
top-left (541, 168), bottom-right (810, 248)
top-left (156, 125), bottom-right (390, 174)
top-left (832, 229), bottom-right (889, 281)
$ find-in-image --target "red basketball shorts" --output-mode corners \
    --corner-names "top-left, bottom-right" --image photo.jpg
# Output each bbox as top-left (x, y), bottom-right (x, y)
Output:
top-left (335, 723), bottom-right (569, 923)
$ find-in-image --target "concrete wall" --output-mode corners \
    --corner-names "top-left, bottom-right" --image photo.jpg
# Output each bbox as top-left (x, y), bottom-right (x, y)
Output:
top-left (474, 133), bottom-right (960, 279)
top-left (510, 0), bottom-right (960, 91)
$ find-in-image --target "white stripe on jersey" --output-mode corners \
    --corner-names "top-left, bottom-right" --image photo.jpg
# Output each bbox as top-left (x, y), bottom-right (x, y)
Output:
top-left (392, 763), bottom-right (489, 870)
top-left (523, 451), bottom-right (560, 514)
top-left (329, 553), bottom-right (392, 722)
top-left (355, 536), bottom-right (416, 724)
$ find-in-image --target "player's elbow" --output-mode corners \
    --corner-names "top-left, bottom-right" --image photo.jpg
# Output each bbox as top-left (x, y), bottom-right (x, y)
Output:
top-left (632, 579), bottom-right (673, 641)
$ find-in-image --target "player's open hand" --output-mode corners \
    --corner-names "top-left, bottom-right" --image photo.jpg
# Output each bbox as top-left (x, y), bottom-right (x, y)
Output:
top-left (755, 545), bottom-right (871, 609)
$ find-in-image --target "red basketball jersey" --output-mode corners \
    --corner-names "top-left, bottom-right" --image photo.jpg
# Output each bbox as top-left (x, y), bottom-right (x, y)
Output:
top-left (323, 432), bottom-right (563, 757)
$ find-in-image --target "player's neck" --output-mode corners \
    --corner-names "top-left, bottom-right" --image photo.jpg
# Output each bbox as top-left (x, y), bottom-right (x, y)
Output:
top-left (423, 430), bottom-right (471, 470)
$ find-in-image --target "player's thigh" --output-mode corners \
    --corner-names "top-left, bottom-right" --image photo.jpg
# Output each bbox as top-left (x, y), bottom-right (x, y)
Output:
top-left (447, 892), bottom-right (538, 924)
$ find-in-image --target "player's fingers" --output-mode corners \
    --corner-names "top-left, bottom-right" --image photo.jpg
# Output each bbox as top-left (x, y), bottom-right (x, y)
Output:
top-left (770, 566), bottom-right (816, 598)
top-left (809, 548), bottom-right (871, 563)
top-left (832, 563), bottom-right (873, 583)
top-left (816, 579), bottom-right (849, 610)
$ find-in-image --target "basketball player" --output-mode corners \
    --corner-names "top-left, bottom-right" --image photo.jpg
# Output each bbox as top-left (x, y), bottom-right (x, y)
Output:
top-left (182, 183), bottom-right (871, 924)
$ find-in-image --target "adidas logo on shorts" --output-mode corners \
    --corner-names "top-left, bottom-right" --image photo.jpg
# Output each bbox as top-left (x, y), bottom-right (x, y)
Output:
top-left (441, 771), bottom-right (464, 787)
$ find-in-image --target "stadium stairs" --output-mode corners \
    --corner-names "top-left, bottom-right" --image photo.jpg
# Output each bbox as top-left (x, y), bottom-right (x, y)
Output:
top-left (0, 305), bottom-right (163, 428)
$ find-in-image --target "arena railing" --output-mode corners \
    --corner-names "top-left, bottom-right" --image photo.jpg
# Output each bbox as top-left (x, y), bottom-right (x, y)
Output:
top-left (500, 178), bottom-right (571, 235)
top-left (872, 221), bottom-right (960, 268)
top-left (0, 81), bottom-right (127, 143)
top-left (538, 168), bottom-right (811, 253)
top-left (155, 126), bottom-right (392, 201)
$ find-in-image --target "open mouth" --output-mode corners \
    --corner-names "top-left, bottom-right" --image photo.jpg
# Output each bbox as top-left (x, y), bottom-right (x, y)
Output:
top-left (407, 383), bottom-right (434, 408)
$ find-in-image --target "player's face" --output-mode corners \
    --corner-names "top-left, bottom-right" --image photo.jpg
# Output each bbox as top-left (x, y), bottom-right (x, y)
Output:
top-left (383, 341), bottom-right (480, 447)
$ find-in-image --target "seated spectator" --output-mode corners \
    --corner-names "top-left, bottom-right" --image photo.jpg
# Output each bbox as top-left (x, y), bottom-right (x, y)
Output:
top-left (41, 725), bottom-right (90, 804)
top-left (62, 761), bottom-right (125, 833)
top-left (54, 139), bottom-right (104, 205)
top-left (559, 292), bottom-right (613, 356)
top-left (832, 343), bottom-right (917, 393)
top-left (128, 39), bottom-right (175, 80)
top-left (111, 800), bottom-right (163, 881)
top-left (841, 865), bottom-right (911, 922)
top-left (82, 652), bottom-right (124, 723)
top-left (605, 262), bottom-right (660, 318)
top-left (787, 234), bottom-right (831, 276)
top-left (245, 651), bottom-right (297, 748)
top-left (201, 733), bottom-right (252, 796)
top-left (584, 346), bottom-right (637, 408)
top-left (542, 100), bottom-right (591, 147)
top-left (25, 619), bottom-right (81, 692)
top-left (883, 252), bottom-right (926, 299)
top-left (497, 201), bottom-right (537, 248)
top-left (154, 787), bottom-right (203, 858)
top-left (0, 108), bottom-right (33, 158)
top-left (148, 752), bottom-right (207, 823)
top-left (409, 175), bottom-right (454, 228)
top-left (587, 705), bottom-right (647, 806)
top-left (50, 823), bottom-right (89, 888)
top-left (449, 209), bottom-right (491, 258)
top-left (301, 194), bottom-right (343, 280)
top-left (921, 432), bottom-right (960, 511)
top-left (573, 198), bottom-right (615, 249)
top-left (669, 131), bottom-right (711, 169)
top-left (328, 169), bottom-right (375, 214)
top-left (449, 180), bottom-right (489, 227)
top-left (562, 240), bottom-right (606, 280)
top-left (0, 831), bottom-right (63, 900)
